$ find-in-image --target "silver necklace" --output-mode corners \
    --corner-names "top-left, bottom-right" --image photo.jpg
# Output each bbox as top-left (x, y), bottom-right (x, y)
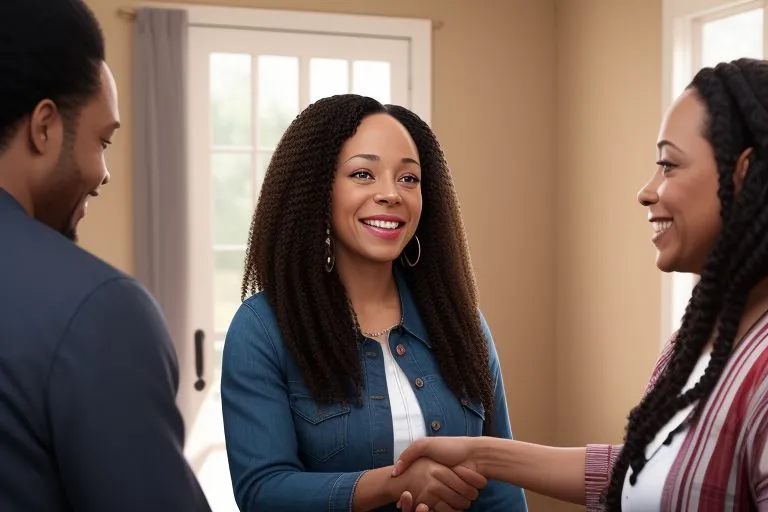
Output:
top-left (350, 296), bottom-right (404, 338)
top-left (361, 323), bottom-right (400, 338)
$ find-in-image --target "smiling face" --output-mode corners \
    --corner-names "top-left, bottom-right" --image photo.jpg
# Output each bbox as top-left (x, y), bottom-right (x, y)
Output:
top-left (330, 113), bottom-right (422, 268)
top-left (34, 61), bottom-right (120, 241)
top-left (637, 88), bottom-right (723, 274)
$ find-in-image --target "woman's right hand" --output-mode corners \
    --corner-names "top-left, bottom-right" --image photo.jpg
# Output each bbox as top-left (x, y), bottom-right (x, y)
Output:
top-left (394, 457), bottom-right (487, 511)
top-left (393, 437), bottom-right (479, 477)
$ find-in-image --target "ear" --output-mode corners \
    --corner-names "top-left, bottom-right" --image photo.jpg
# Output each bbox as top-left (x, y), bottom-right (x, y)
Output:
top-left (733, 147), bottom-right (754, 194)
top-left (27, 99), bottom-right (62, 155)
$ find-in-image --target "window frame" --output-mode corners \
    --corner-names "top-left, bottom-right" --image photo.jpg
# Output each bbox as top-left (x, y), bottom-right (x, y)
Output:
top-left (145, 1), bottom-right (432, 123)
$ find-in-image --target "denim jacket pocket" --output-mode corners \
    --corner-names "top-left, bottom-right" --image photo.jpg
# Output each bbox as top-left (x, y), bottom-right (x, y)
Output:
top-left (462, 399), bottom-right (486, 436)
top-left (289, 394), bottom-right (351, 463)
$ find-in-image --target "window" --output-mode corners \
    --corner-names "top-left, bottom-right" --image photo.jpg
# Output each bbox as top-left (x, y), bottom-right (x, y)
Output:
top-left (661, 0), bottom-right (765, 343)
top-left (181, 5), bottom-right (431, 509)
top-left (698, 7), bottom-right (763, 66)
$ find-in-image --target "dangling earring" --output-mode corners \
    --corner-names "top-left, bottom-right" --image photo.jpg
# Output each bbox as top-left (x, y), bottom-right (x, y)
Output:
top-left (400, 235), bottom-right (421, 267)
top-left (324, 227), bottom-right (335, 272)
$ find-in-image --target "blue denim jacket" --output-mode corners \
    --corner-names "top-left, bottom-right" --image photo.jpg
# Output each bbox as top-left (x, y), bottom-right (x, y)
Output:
top-left (221, 271), bottom-right (528, 512)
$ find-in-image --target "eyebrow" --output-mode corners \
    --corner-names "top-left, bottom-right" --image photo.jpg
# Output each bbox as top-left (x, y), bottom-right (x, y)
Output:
top-left (657, 139), bottom-right (684, 153)
top-left (344, 153), bottom-right (420, 166)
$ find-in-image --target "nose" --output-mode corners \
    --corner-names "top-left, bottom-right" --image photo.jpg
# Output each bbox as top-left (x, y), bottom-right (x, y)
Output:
top-left (637, 176), bottom-right (659, 207)
top-left (102, 171), bottom-right (111, 186)
top-left (373, 181), bottom-right (402, 206)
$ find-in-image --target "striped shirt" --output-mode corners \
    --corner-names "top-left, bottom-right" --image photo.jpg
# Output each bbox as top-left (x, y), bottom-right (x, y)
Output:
top-left (585, 313), bottom-right (768, 511)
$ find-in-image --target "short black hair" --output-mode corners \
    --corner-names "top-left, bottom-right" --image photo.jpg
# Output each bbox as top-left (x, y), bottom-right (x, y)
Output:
top-left (0, 0), bottom-right (106, 151)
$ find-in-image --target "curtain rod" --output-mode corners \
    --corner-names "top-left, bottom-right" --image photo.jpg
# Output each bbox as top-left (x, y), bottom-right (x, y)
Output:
top-left (116, 7), bottom-right (444, 29)
top-left (117, 7), bottom-right (136, 20)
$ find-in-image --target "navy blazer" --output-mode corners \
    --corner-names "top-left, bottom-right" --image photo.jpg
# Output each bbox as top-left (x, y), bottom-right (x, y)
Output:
top-left (0, 188), bottom-right (210, 511)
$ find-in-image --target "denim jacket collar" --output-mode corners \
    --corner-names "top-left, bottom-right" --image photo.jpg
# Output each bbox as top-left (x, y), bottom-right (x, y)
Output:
top-left (394, 266), bottom-right (431, 349)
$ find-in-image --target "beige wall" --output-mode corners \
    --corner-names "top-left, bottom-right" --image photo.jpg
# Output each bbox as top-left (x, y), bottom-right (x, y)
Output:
top-left (555, 0), bottom-right (662, 444)
top-left (82, 0), bottom-right (664, 509)
top-left (553, 0), bottom-right (662, 509)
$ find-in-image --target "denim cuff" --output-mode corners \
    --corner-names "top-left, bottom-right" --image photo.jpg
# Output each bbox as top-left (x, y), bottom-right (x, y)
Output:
top-left (328, 470), bottom-right (366, 511)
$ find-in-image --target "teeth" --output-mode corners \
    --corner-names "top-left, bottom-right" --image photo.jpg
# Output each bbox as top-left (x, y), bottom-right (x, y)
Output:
top-left (652, 220), bottom-right (672, 234)
top-left (363, 219), bottom-right (400, 230)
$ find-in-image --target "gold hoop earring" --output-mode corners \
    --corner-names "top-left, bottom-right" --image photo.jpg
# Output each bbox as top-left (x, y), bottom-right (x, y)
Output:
top-left (400, 235), bottom-right (421, 267)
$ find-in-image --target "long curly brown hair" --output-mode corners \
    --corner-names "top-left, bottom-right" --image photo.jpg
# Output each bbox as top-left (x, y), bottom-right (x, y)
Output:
top-left (603, 58), bottom-right (768, 509)
top-left (242, 94), bottom-right (495, 424)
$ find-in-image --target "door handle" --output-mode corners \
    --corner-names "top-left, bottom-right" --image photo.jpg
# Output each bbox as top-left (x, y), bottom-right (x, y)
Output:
top-left (194, 329), bottom-right (206, 391)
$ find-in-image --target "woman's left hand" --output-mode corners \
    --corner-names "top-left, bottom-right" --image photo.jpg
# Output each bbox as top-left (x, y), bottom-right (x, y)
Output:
top-left (396, 463), bottom-right (486, 511)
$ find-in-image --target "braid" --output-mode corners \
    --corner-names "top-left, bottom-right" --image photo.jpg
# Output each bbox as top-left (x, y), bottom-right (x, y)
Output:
top-left (603, 58), bottom-right (768, 509)
top-left (241, 95), bottom-right (494, 418)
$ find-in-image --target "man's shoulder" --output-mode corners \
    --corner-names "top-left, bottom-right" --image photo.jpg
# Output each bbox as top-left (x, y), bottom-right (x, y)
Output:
top-left (4, 208), bottom-right (130, 286)
top-left (0, 211), bottom-right (145, 344)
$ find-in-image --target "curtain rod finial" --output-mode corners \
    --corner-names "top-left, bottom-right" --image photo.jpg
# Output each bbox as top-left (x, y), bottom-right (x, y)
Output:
top-left (118, 7), bottom-right (136, 20)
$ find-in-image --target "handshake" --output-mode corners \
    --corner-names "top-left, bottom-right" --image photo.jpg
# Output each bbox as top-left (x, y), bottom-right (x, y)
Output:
top-left (390, 437), bottom-right (482, 512)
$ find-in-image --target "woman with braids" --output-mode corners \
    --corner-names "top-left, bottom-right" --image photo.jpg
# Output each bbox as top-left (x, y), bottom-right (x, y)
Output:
top-left (220, 93), bottom-right (528, 511)
top-left (391, 57), bottom-right (768, 512)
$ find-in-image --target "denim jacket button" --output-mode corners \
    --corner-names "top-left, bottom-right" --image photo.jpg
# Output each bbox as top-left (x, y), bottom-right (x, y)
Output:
top-left (395, 344), bottom-right (406, 356)
top-left (414, 377), bottom-right (424, 388)
top-left (431, 420), bottom-right (441, 432)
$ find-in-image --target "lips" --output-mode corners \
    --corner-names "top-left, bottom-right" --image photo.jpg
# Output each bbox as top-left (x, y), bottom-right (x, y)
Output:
top-left (359, 216), bottom-right (405, 240)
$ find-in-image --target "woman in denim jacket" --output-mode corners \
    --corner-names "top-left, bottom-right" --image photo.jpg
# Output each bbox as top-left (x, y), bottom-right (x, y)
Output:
top-left (221, 94), bottom-right (527, 512)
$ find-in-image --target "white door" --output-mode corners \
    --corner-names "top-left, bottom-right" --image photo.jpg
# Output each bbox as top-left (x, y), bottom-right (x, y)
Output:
top-left (662, 0), bottom-right (765, 340)
top-left (185, 27), bottom-right (411, 510)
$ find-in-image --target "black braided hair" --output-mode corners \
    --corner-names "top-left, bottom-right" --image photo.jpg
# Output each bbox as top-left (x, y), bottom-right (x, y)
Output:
top-left (242, 95), bottom-right (495, 425)
top-left (603, 58), bottom-right (768, 510)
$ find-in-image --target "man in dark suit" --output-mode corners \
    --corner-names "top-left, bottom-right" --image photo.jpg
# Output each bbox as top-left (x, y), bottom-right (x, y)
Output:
top-left (0, 1), bottom-right (211, 510)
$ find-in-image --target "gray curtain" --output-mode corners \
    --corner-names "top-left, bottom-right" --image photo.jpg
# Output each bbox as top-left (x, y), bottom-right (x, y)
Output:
top-left (132, 9), bottom-right (190, 393)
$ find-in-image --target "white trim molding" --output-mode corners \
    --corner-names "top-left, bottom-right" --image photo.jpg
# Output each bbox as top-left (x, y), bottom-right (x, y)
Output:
top-left (139, 2), bottom-right (432, 124)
